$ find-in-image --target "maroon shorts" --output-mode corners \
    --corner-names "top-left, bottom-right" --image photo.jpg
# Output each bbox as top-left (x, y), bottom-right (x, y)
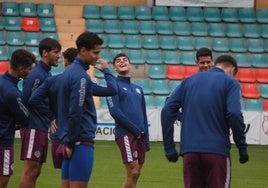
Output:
top-left (51, 139), bottom-right (62, 169)
top-left (183, 153), bottom-right (231, 188)
top-left (0, 146), bottom-right (14, 176)
top-left (20, 129), bottom-right (48, 163)
top-left (116, 133), bottom-right (146, 164)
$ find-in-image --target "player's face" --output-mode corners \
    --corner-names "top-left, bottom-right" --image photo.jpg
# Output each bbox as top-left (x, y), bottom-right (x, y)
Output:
top-left (44, 48), bottom-right (61, 67)
top-left (83, 45), bottom-right (101, 66)
top-left (113, 56), bottom-right (130, 75)
top-left (18, 65), bottom-right (32, 79)
top-left (196, 56), bottom-right (213, 72)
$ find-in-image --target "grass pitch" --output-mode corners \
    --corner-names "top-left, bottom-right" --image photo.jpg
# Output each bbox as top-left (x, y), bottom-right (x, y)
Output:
top-left (8, 139), bottom-right (268, 188)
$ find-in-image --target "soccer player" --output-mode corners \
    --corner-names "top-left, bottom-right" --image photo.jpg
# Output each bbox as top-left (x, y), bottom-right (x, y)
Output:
top-left (195, 47), bottom-right (213, 72)
top-left (106, 53), bottom-right (150, 188)
top-left (19, 38), bottom-right (62, 188)
top-left (0, 49), bottom-right (36, 188)
top-left (161, 55), bottom-right (249, 188)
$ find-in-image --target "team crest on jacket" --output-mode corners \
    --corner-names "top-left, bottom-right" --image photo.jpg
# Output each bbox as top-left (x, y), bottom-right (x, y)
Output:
top-left (136, 88), bottom-right (141, 94)
top-left (34, 150), bottom-right (41, 158)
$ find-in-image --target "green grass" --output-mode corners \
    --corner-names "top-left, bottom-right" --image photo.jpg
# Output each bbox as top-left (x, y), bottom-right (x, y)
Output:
top-left (9, 139), bottom-right (268, 188)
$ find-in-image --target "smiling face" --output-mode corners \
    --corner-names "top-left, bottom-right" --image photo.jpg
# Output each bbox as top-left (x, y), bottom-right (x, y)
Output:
top-left (113, 55), bottom-right (131, 76)
top-left (196, 56), bottom-right (213, 72)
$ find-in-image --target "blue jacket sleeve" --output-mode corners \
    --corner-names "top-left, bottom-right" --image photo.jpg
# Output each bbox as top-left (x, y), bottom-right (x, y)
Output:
top-left (92, 68), bottom-right (117, 96)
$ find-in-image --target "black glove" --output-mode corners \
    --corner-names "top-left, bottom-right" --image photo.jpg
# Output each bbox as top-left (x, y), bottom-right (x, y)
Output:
top-left (239, 154), bottom-right (249, 164)
top-left (166, 153), bottom-right (179, 163)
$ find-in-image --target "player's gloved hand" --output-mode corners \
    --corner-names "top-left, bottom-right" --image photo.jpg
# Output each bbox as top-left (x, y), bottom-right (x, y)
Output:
top-left (239, 149), bottom-right (249, 164)
top-left (166, 152), bottom-right (179, 163)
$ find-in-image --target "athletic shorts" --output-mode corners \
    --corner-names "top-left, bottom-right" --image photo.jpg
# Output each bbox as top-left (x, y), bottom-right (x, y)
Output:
top-left (20, 129), bottom-right (48, 163)
top-left (61, 142), bottom-right (94, 182)
top-left (0, 146), bottom-right (14, 176)
top-left (183, 153), bottom-right (231, 188)
top-left (51, 139), bottom-right (62, 169)
top-left (116, 133), bottom-right (146, 164)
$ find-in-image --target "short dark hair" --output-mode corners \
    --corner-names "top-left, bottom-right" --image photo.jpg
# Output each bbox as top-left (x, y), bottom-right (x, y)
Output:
top-left (76, 31), bottom-right (103, 51)
top-left (112, 53), bottom-right (129, 65)
top-left (39, 37), bottom-right (62, 57)
top-left (214, 55), bottom-right (238, 75)
top-left (62, 47), bottom-right (77, 64)
top-left (196, 47), bottom-right (213, 61)
top-left (10, 49), bottom-right (36, 70)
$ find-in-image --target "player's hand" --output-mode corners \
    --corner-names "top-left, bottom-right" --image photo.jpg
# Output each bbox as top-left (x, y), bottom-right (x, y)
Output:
top-left (166, 152), bottom-right (179, 163)
top-left (137, 132), bottom-right (145, 139)
top-left (50, 119), bottom-right (57, 133)
top-left (94, 58), bottom-right (108, 71)
top-left (239, 154), bottom-right (249, 164)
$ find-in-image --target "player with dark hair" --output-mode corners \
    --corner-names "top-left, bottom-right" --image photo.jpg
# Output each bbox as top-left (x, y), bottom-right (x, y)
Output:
top-left (195, 47), bottom-right (213, 72)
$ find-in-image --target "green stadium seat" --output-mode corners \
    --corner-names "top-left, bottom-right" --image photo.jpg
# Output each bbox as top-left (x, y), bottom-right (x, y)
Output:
top-left (37, 3), bottom-right (54, 18)
top-left (233, 53), bottom-right (251, 67)
top-left (251, 53), bottom-right (268, 68)
top-left (97, 34), bottom-right (107, 48)
top-left (94, 68), bottom-right (105, 79)
top-left (166, 65), bottom-right (184, 80)
top-left (135, 6), bottom-right (152, 20)
top-left (229, 38), bottom-right (247, 53)
top-left (148, 64), bottom-right (166, 79)
top-left (256, 68), bottom-right (268, 83)
top-left (100, 97), bottom-right (107, 108)
top-left (125, 34), bottom-right (141, 49)
top-left (145, 49), bottom-right (162, 65)
top-left (163, 50), bottom-right (180, 65)
top-left (204, 7), bottom-right (221, 22)
top-left (241, 83), bottom-right (260, 99)
top-left (155, 95), bottom-right (167, 108)
top-left (6, 31), bottom-right (24, 46)
top-left (121, 20), bottom-right (139, 34)
top-left (144, 95), bottom-right (155, 108)
top-left (133, 79), bottom-right (152, 94)
top-left (0, 46), bottom-right (9, 61)
top-left (142, 35), bottom-right (159, 49)
top-left (0, 31), bottom-right (6, 45)
top-left (256, 9), bottom-right (268, 23)
top-left (194, 37), bottom-right (211, 50)
top-left (238, 8), bottom-right (256, 23)
top-left (100, 5), bottom-right (117, 19)
top-left (265, 39), bottom-right (268, 52)
top-left (104, 20), bottom-right (121, 34)
top-left (42, 32), bottom-right (59, 40)
top-left (86, 19), bottom-right (103, 33)
top-left (226, 23), bottom-right (242, 37)
top-left (83, 5), bottom-right (100, 19)
top-left (169, 6), bottom-right (186, 21)
top-left (100, 48), bottom-right (109, 61)
top-left (160, 36), bottom-right (177, 50)
top-left (212, 37), bottom-right (229, 52)
top-left (0, 17), bottom-right (4, 30)
top-left (173, 21), bottom-right (191, 36)
top-left (40, 18), bottom-right (56, 32)
top-left (127, 49), bottom-right (145, 64)
top-left (118, 6), bottom-right (135, 20)
top-left (169, 80), bottom-right (182, 91)
top-left (247, 38), bottom-right (265, 53)
top-left (180, 52), bottom-right (196, 65)
top-left (243, 24), bottom-right (260, 38)
top-left (261, 24), bottom-right (268, 38)
top-left (51, 62), bottom-right (64, 75)
top-left (26, 46), bottom-right (41, 60)
top-left (152, 6), bottom-right (169, 21)
top-left (221, 8), bottom-right (239, 22)
top-left (152, 79), bottom-right (170, 95)
top-left (2, 2), bottom-right (19, 16)
top-left (25, 32), bottom-right (41, 46)
top-left (20, 2), bottom-right (37, 17)
top-left (156, 20), bottom-right (173, 35)
top-left (139, 20), bottom-right (156, 35)
top-left (177, 36), bottom-right (194, 51)
top-left (191, 22), bottom-right (208, 36)
top-left (109, 48), bottom-right (126, 61)
top-left (107, 34), bottom-right (124, 48)
top-left (4, 16), bottom-right (21, 31)
top-left (259, 84), bottom-right (268, 98)
top-left (236, 68), bottom-right (256, 83)
top-left (208, 23), bottom-right (226, 37)
top-left (244, 99), bottom-right (263, 111)
top-left (186, 7), bottom-right (204, 22)
top-left (22, 17), bottom-right (40, 32)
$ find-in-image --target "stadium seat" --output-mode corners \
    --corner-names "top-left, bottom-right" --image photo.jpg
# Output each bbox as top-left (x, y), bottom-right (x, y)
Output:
top-left (177, 36), bottom-right (194, 51)
top-left (109, 48), bottom-right (126, 61)
top-left (22, 17), bottom-right (40, 32)
top-left (251, 53), bottom-right (268, 68)
top-left (40, 17), bottom-right (56, 32)
top-left (6, 31), bottom-right (24, 46)
top-left (26, 46), bottom-right (41, 60)
top-left (42, 32), bottom-right (59, 40)
top-left (25, 32), bottom-right (41, 46)
top-left (2, 2), bottom-right (19, 16)
top-left (0, 32), bottom-right (6, 45)
top-left (204, 7), bottom-right (221, 22)
top-left (0, 17), bottom-right (4, 31)
top-left (144, 95), bottom-right (155, 108)
top-left (37, 3), bottom-right (54, 18)
top-left (221, 8), bottom-right (239, 22)
top-left (244, 99), bottom-right (263, 111)
top-left (243, 24), bottom-right (260, 38)
top-left (155, 95), bottom-right (167, 108)
top-left (156, 21), bottom-right (173, 35)
top-left (145, 49), bottom-right (162, 65)
top-left (194, 37), bottom-right (212, 50)
top-left (127, 49), bottom-right (145, 65)
top-left (255, 68), bottom-right (268, 83)
top-left (169, 80), bottom-right (182, 91)
top-left (226, 23), bottom-right (243, 37)
top-left (186, 7), bottom-right (204, 22)
top-left (107, 34), bottom-right (124, 48)
top-left (85, 19), bottom-right (103, 33)
top-left (142, 35), bottom-right (159, 49)
top-left (212, 37), bottom-right (229, 52)
top-left (0, 46), bottom-right (9, 61)
top-left (135, 6), bottom-right (152, 20)
top-left (0, 61), bottom-right (10, 75)
top-left (51, 62), bottom-right (64, 75)
top-left (184, 65), bottom-right (199, 78)
top-left (83, 5), bottom-right (100, 19)
top-left (233, 53), bottom-right (251, 67)
top-left (139, 20), bottom-right (156, 35)
top-left (118, 6), bottom-right (135, 20)
top-left (259, 84), bottom-right (268, 98)
top-left (133, 79), bottom-right (152, 94)
top-left (169, 6), bottom-right (186, 21)
top-left (4, 16), bottom-right (21, 31)
top-left (152, 6), bottom-right (169, 21)
top-left (103, 19), bottom-right (121, 34)
top-left (125, 34), bottom-right (141, 49)
top-left (241, 83), bottom-right (260, 99)
top-left (208, 23), bottom-right (226, 37)
top-left (100, 5), bottom-right (117, 19)
top-left (173, 21), bottom-right (191, 36)
top-left (247, 38), bottom-right (265, 53)
top-left (265, 39), bottom-right (268, 52)
top-left (256, 9), bottom-right (268, 23)
top-left (229, 38), bottom-right (247, 53)
top-left (166, 65), bottom-right (184, 80)
top-left (191, 22), bottom-right (208, 36)
top-left (147, 64), bottom-right (166, 79)
top-left (180, 51), bottom-right (196, 65)
top-left (19, 2), bottom-right (37, 17)
top-left (121, 20), bottom-right (139, 34)
top-left (236, 68), bottom-right (256, 83)
top-left (151, 79), bottom-right (170, 95)
top-left (160, 36), bottom-right (177, 50)
top-left (163, 50), bottom-right (180, 65)
top-left (238, 8), bottom-right (256, 23)
top-left (261, 24), bottom-right (268, 38)
top-left (100, 48), bottom-right (109, 61)
top-left (264, 99), bottom-right (268, 111)
top-left (94, 68), bottom-right (104, 79)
